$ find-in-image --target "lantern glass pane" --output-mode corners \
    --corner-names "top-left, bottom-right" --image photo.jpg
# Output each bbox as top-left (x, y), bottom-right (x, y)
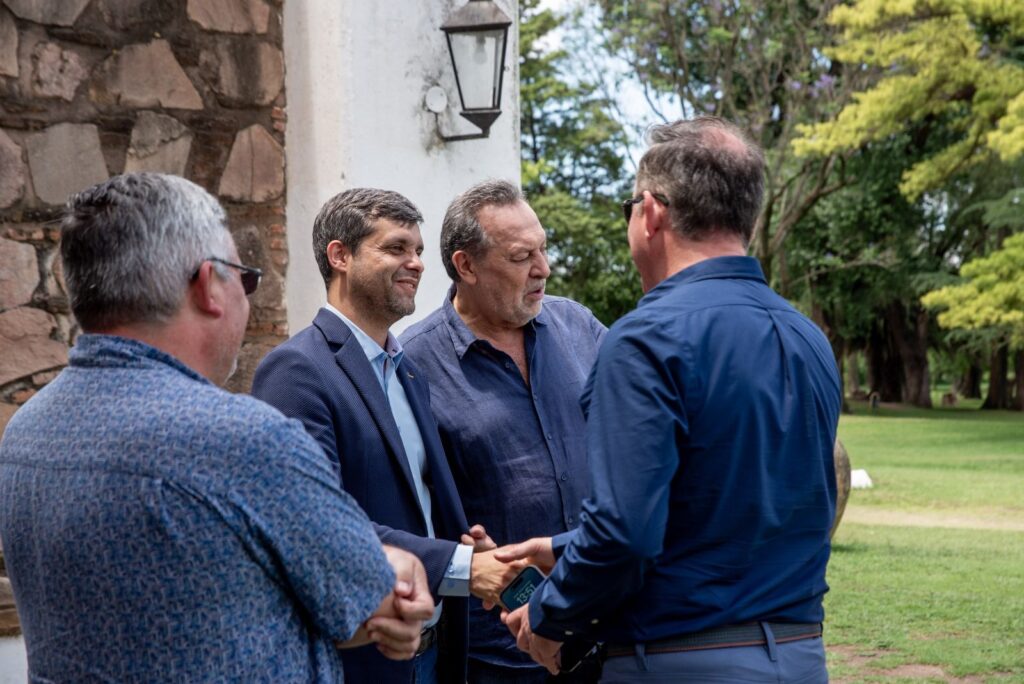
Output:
top-left (448, 29), bottom-right (505, 110)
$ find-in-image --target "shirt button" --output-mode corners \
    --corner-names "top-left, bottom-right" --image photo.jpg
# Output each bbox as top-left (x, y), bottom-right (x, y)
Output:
top-left (546, 434), bottom-right (553, 441)
top-left (504, 362), bottom-right (511, 370)
top-left (567, 515), bottom-right (574, 524)
top-left (560, 473), bottom-right (567, 481)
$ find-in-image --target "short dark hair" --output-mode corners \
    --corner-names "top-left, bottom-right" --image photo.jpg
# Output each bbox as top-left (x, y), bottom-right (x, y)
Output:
top-left (312, 188), bottom-right (423, 289)
top-left (61, 173), bottom-right (232, 331)
top-left (637, 117), bottom-right (765, 244)
top-left (441, 179), bottom-right (525, 282)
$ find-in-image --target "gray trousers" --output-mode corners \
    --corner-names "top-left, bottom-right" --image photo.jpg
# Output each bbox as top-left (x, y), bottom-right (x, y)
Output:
top-left (600, 623), bottom-right (827, 683)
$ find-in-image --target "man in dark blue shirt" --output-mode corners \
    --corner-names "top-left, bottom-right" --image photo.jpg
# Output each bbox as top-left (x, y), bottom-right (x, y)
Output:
top-left (501, 118), bottom-right (842, 682)
top-left (401, 180), bottom-right (606, 682)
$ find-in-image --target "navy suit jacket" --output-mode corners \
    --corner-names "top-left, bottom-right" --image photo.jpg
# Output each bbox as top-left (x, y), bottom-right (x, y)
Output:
top-left (252, 308), bottom-right (469, 683)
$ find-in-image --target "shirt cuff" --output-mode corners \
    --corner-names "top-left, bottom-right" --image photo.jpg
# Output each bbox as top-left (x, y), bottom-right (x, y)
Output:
top-left (551, 530), bottom-right (577, 561)
top-left (437, 543), bottom-right (473, 597)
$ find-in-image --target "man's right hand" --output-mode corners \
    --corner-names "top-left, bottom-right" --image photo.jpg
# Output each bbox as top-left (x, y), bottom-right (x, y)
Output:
top-left (365, 545), bottom-right (435, 660)
top-left (494, 537), bottom-right (555, 574)
top-left (471, 549), bottom-right (526, 610)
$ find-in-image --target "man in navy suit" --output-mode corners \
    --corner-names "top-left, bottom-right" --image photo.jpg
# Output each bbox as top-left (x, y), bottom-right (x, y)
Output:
top-left (253, 188), bottom-right (521, 684)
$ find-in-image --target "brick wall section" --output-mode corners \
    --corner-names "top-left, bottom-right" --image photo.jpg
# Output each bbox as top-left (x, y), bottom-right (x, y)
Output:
top-left (0, 0), bottom-right (290, 627)
top-left (0, 0), bottom-right (289, 431)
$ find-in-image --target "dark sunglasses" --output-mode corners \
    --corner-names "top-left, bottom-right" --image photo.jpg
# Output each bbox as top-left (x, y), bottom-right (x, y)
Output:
top-left (622, 192), bottom-right (670, 225)
top-left (193, 256), bottom-right (263, 295)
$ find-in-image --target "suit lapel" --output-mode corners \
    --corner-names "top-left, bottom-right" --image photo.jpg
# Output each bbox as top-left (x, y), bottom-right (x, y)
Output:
top-left (399, 365), bottom-right (469, 537)
top-left (314, 310), bottom-right (420, 507)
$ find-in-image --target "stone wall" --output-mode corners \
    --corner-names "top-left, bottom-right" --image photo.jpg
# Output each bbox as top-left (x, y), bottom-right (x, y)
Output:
top-left (0, 0), bottom-right (290, 634)
top-left (0, 0), bottom-right (289, 435)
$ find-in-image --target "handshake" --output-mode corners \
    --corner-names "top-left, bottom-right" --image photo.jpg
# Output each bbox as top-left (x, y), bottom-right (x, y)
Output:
top-left (466, 529), bottom-right (567, 675)
top-left (354, 527), bottom-right (556, 664)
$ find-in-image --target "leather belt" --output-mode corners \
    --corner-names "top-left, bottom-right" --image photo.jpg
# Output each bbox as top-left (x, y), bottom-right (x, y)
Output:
top-left (415, 624), bottom-right (438, 656)
top-left (605, 622), bottom-right (822, 658)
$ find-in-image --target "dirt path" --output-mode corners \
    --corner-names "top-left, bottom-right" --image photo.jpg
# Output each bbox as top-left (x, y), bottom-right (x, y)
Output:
top-left (828, 645), bottom-right (998, 683)
top-left (841, 505), bottom-right (1024, 532)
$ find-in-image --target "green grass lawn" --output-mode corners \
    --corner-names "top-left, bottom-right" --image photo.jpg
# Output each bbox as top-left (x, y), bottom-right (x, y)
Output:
top-left (826, 403), bottom-right (1024, 682)
top-left (839, 401), bottom-right (1023, 516)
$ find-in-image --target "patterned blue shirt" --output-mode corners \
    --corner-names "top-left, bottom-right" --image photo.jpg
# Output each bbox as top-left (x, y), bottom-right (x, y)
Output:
top-left (400, 292), bottom-right (606, 667)
top-left (0, 335), bottom-right (394, 683)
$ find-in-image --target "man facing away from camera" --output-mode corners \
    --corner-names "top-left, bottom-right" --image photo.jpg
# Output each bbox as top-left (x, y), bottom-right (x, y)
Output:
top-left (401, 179), bottom-right (606, 683)
top-left (499, 118), bottom-right (843, 683)
top-left (0, 173), bottom-right (432, 683)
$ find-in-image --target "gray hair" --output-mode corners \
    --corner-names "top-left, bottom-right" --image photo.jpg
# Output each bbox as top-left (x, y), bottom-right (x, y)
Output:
top-left (312, 188), bottom-right (423, 289)
top-left (61, 173), bottom-right (233, 331)
top-left (441, 179), bottom-right (525, 282)
top-left (637, 117), bottom-right (765, 244)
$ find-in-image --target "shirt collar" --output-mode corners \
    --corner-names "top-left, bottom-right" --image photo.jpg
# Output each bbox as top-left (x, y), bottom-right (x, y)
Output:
top-left (441, 284), bottom-right (546, 359)
top-left (69, 334), bottom-right (210, 383)
top-left (641, 256), bottom-right (766, 306)
top-left (325, 303), bottom-right (403, 368)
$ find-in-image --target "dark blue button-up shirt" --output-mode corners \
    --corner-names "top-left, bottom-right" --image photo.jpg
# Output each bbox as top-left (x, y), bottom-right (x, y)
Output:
top-left (401, 292), bottom-right (606, 667)
top-left (528, 257), bottom-right (842, 644)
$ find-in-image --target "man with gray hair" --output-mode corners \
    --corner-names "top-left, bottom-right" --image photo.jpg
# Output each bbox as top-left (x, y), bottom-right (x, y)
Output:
top-left (500, 117), bottom-right (841, 682)
top-left (253, 187), bottom-right (523, 684)
top-left (0, 173), bottom-right (433, 682)
top-left (401, 179), bottom-right (606, 682)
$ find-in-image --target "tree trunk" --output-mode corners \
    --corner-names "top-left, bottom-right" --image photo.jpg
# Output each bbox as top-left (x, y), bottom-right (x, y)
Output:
top-left (846, 350), bottom-right (862, 397)
top-left (866, 317), bottom-right (902, 402)
top-left (982, 345), bottom-right (1010, 410)
top-left (810, 298), bottom-right (850, 414)
top-left (956, 363), bottom-right (982, 399)
top-left (884, 301), bottom-right (932, 408)
top-left (1013, 350), bottom-right (1024, 411)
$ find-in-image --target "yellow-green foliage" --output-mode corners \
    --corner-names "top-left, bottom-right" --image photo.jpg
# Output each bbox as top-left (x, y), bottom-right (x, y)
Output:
top-left (922, 233), bottom-right (1024, 348)
top-left (793, 0), bottom-right (1024, 199)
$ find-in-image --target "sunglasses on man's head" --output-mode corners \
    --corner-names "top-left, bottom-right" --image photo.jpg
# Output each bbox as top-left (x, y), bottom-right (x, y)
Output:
top-left (621, 192), bottom-right (671, 226)
top-left (193, 257), bottom-right (263, 295)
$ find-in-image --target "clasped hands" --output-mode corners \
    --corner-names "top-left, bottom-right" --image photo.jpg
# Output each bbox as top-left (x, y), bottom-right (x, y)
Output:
top-left (341, 545), bottom-right (435, 660)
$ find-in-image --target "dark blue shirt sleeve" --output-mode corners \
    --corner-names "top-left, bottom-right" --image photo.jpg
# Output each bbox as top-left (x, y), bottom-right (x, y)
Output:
top-left (529, 320), bottom-right (688, 640)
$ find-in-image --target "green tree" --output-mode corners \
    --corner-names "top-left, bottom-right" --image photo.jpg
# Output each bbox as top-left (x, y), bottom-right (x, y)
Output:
top-left (922, 186), bottom-right (1024, 410)
top-left (791, 0), bottom-right (1024, 408)
top-left (788, 136), bottom-right (945, 407)
top-left (593, 0), bottom-right (864, 289)
top-left (794, 0), bottom-right (1024, 199)
top-left (922, 231), bottom-right (1024, 348)
top-left (519, 0), bottom-right (641, 323)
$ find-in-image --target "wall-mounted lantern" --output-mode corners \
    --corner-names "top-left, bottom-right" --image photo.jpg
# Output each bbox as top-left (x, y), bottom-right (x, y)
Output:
top-left (427, 0), bottom-right (513, 142)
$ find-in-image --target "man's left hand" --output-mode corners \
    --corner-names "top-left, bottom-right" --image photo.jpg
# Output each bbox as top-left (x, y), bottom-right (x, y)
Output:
top-left (501, 605), bottom-right (562, 674)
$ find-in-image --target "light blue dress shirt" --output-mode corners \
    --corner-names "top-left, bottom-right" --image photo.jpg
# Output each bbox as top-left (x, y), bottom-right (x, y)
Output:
top-left (326, 305), bottom-right (472, 609)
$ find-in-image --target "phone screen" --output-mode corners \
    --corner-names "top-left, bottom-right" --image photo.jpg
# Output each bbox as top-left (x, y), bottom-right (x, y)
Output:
top-left (499, 565), bottom-right (546, 611)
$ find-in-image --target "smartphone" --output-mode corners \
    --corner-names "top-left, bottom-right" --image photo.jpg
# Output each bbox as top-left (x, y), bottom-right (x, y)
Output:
top-left (500, 566), bottom-right (601, 674)
top-left (499, 564), bottom-right (546, 611)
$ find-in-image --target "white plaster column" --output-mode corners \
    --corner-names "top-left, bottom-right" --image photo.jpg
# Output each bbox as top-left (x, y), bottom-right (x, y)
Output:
top-left (0, 637), bottom-right (27, 683)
